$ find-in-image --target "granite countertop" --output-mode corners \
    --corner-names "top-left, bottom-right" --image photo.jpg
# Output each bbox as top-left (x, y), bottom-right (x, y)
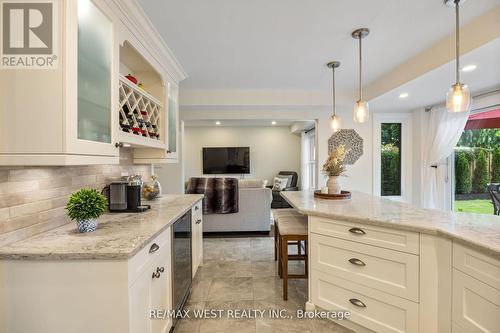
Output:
top-left (0, 194), bottom-right (203, 260)
top-left (281, 191), bottom-right (500, 258)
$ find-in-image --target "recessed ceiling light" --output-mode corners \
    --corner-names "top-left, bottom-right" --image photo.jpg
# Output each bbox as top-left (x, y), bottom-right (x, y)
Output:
top-left (215, 121), bottom-right (221, 125)
top-left (399, 92), bottom-right (409, 99)
top-left (271, 121), bottom-right (277, 125)
top-left (461, 64), bottom-right (477, 72)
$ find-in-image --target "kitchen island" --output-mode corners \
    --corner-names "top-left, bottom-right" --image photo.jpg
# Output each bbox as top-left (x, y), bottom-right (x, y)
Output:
top-left (0, 194), bottom-right (204, 333)
top-left (281, 190), bottom-right (500, 333)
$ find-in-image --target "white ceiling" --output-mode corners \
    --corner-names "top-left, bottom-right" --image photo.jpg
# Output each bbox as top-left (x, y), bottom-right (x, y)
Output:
top-left (370, 38), bottom-right (500, 112)
top-left (140, 0), bottom-right (498, 91)
top-left (184, 119), bottom-right (312, 127)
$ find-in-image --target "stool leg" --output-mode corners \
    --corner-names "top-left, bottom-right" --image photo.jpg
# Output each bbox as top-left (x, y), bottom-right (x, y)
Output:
top-left (305, 240), bottom-right (308, 277)
top-left (274, 223), bottom-right (278, 261)
top-left (282, 236), bottom-right (288, 300)
top-left (277, 227), bottom-right (282, 278)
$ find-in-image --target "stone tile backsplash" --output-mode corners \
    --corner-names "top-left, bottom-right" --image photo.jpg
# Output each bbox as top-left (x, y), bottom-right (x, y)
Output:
top-left (0, 149), bottom-right (151, 246)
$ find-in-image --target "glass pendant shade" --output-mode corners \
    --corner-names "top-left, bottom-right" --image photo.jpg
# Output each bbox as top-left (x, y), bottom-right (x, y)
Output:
top-left (331, 115), bottom-right (342, 132)
top-left (353, 100), bottom-right (369, 123)
top-left (446, 83), bottom-right (471, 113)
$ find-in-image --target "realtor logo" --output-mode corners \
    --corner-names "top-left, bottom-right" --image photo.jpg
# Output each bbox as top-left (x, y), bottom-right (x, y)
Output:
top-left (1, 0), bottom-right (58, 69)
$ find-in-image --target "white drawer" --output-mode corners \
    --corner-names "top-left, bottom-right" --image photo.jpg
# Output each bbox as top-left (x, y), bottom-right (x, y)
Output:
top-left (310, 216), bottom-right (419, 254)
top-left (128, 227), bottom-right (170, 285)
top-left (311, 233), bottom-right (419, 301)
top-left (311, 270), bottom-right (419, 333)
top-left (453, 243), bottom-right (500, 290)
top-left (452, 269), bottom-right (500, 333)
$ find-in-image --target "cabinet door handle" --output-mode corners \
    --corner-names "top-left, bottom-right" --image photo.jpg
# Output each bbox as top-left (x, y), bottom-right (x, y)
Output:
top-left (157, 267), bottom-right (165, 273)
top-left (194, 206), bottom-right (199, 211)
top-left (349, 298), bottom-right (366, 308)
top-left (348, 227), bottom-right (366, 235)
top-left (152, 272), bottom-right (161, 279)
top-left (196, 219), bottom-right (202, 224)
top-left (348, 258), bottom-right (366, 267)
top-left (149, 243), bottom-right (160, 253)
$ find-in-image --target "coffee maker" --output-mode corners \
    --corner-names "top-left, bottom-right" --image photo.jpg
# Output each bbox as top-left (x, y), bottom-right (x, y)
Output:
top-left (103, 176), bottom-right (151, 213)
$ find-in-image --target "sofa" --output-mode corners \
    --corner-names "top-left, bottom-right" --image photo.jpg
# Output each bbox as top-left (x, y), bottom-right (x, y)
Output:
top-left (202, 180), bottom-right (272, 233)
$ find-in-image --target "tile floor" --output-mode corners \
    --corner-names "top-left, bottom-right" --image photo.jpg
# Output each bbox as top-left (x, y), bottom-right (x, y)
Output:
top-left (174, 237), bottom-right (353, 333)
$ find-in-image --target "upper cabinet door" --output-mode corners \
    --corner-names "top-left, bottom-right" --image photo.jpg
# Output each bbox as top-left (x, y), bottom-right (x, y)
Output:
top-left (167, 82), bottom-right (179, 160)
top-left (64, 0), bottom-right (119, 158)
top-left (77, 0), bottom-right (112, 144)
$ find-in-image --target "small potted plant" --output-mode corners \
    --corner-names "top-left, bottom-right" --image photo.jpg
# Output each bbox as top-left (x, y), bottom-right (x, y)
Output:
top-left (66, 188), bottom-right (108, 233)
top-left (322, 145), bottom-right (348, 194)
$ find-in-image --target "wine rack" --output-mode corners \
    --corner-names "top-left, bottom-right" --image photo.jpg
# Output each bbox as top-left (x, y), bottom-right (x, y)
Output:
top-left (118, 74), bottom-right (162, 141)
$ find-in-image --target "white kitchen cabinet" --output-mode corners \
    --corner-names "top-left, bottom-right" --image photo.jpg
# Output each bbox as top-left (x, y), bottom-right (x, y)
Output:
top-left (0, 226), bottom-right (173, 333)
top-left (132, 82), bottom-right (180, 164)
top-left (192, 200), bottom-right (203, 276)
top-left (0, 0), bottom-right (186, 166)
top-left (309, 216), bottom-right (420, 333)
top-left (452, 244), bottom-right (500, 333)
top-left (129, 268), bottom-right (153, 333)
top-left (0, 0), bottom-right (120, 165)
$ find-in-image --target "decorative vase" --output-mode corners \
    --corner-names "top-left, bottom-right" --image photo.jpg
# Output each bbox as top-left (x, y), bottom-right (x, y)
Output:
top-left (327, 176), bottom-right (341, 195)
top-left (76, 218), bottom-right (98, 233)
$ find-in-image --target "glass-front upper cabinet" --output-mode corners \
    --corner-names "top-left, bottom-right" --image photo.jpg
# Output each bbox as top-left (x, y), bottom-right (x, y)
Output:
top-left (77, 0), bottom-right (112, 143)
top-left (167, 82), bottom-right (179, 159)
top-left (63, 0), bottom-right (119, 161)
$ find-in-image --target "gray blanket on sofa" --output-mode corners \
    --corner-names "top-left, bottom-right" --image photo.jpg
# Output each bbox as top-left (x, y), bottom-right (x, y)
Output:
top-left (186, 177), bottom-right (239, 214)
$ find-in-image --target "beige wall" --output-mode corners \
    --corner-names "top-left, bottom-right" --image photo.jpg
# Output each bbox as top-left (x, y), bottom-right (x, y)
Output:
top-left (0, 149), bottom-right (151, 246)
top-left (184, 126), bottom-right (301, 185)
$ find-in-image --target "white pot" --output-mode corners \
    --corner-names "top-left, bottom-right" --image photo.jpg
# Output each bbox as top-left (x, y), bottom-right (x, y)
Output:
top-left (327, 176), bottom-right (342, 195)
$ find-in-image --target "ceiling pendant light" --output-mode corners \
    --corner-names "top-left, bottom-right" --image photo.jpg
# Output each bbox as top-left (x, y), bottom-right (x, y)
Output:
top-left (445, 0), bottom-right (471, 113)
top-left (327, 61), bottom-right (341, 132)
top-left (352, 28), bottom-right (370, 123)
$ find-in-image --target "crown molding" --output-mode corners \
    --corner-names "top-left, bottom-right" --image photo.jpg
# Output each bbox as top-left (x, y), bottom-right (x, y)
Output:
top-left (110, 0), bottom-right (188, 82)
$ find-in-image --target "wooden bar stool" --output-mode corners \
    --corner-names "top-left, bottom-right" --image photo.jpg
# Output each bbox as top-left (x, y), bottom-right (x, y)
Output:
top-left (272, 209), bottom-right (303, 261)
top-left (276, 215), bottom-right (308, 300)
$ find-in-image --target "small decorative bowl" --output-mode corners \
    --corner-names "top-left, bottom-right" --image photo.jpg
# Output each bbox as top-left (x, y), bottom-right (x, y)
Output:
top-left (76, 219), bottom-right (98, 233)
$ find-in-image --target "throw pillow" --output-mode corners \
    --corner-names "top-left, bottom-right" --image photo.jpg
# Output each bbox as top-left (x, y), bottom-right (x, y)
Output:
top-left (280, 174), bottom-right (294, 187)
top-left (272, 177), bottom-right (289, 191)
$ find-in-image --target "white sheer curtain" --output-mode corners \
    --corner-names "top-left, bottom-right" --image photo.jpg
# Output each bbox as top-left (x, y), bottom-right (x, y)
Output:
top-left (300, 132), bottom-right (310, 190)
top-left (423, 106), bottom-right (470, 209)
top-left (300, 129), bottom-right (316, 190)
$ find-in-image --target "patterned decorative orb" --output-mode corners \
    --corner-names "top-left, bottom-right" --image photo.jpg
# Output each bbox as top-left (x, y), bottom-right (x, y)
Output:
top-left (76, 219), bottom-right (98, 233)
top-left (328, 129), bottom-right (364, 165)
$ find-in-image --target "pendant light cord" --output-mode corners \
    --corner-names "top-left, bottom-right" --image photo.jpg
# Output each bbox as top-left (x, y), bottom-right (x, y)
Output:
top-left (332, 67), bottom-right (336, 117)
top-left (359, 36), bottom-right (363, 101)
top-left (455, 0), bottom-right (460, 84)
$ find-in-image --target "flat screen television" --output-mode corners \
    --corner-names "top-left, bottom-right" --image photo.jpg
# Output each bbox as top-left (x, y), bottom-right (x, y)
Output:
top-left (203, 147), bottom-right (250, 174)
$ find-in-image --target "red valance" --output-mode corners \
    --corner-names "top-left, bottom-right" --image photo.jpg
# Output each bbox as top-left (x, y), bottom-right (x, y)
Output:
top-left (464, 108), bottom-right (500, 130)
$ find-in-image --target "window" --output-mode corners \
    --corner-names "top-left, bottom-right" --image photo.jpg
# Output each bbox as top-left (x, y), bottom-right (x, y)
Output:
top-left (381, 123), bottom-right (402, 196)
top-left (373, 113), bottom-right (412, 202)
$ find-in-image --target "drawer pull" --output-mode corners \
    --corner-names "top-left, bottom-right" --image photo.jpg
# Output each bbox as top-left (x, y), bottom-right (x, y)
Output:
top-left (196, 219), bottom-right (202, 224)
top-left (348, 227), bottom-right (366, 235)
top-left (157, 267), bottom-right (165, 273)
top-left (149, 243), bottom-right (160, 253)
top-left (152, 271), bottom-right (161, 279)
top-left (349, 298), bottom-right (367, 308)
top-left (348, 258), bottom-right (366, 267)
